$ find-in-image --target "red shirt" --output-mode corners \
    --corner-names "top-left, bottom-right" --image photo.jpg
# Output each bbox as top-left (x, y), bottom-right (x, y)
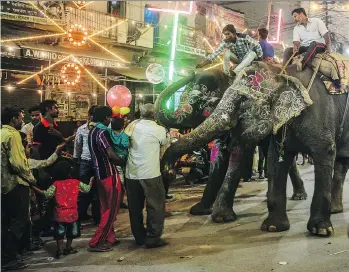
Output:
top-left (52, 179), bottom-right (80, 223)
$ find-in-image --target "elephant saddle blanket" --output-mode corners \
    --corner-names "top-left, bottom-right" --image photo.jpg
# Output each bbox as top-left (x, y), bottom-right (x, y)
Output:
top-left (293, 52), bottom-right (349, 94)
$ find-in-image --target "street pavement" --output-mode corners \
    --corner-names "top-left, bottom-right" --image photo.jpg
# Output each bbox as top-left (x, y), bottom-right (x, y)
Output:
top-left (25, 164), bottom-right (349, 272)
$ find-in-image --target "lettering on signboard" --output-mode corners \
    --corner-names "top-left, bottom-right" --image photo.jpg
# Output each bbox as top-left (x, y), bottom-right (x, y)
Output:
top-left (23, 48), bottom-right (126, 68)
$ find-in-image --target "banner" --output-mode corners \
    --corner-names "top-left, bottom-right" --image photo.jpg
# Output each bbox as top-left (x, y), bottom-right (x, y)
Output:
top-left (1, 1), bottom-right (44, 17)
top-left (0, 1), bottom-right (65, 25)
top-left (177, 25), bottom-right (206, 57)
top-left (206, 4), bottom-right (246, 43)
top-left (49, 93), bottom-right (90, 121)
top-left (22, 48), bottom-right (127, 68)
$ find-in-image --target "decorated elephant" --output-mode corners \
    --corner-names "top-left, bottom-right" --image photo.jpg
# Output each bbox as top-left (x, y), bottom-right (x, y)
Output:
top-left (155, 68), bottom-right (307, 218)
top-left (161, 62), bottom-right (349, 236)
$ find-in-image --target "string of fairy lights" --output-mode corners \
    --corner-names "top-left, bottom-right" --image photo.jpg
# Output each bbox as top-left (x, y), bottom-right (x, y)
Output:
top-left (1, 1), bottom-right (297, 93)
top-left (1, 1), bottom-right (132, 97)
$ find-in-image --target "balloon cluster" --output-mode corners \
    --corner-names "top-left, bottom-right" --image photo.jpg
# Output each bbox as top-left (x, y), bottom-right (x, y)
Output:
top-left (107, 85), bottom-right (132, 117)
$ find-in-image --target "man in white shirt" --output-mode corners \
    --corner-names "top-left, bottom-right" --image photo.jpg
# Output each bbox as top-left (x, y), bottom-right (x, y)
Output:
top-left (125, 103), bottom-right (169, 248)
top-left (283, 7), bottom-right (331, 73)
top-left (21, 105), bottom-right (41, 145)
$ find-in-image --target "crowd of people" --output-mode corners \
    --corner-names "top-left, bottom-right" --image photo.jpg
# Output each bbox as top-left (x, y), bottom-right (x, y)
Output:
top-left (1, 100), bottom-right (169, 270)
top-left (1, 7), bottom-right (333, 271)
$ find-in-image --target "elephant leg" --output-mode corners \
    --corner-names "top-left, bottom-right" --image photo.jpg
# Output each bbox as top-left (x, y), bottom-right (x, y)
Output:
top-left (190, 141), bottom-right (230, 215)
top-left (331, 159), bottom-right (348, 214)
top-left (307, 151), bottom-right (335, 237)
top-left (211, 146), bottom-right (245, 223)
top-left (289, 158), bottom-right (308, 200)
top-left (261, 139), bottom-right (295, 232)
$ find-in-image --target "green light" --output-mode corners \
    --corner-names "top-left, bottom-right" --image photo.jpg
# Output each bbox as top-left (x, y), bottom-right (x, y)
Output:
top-left (169, 12), bottom-right (179, 81)
top-left (166, 99), bottom-right (171, 109)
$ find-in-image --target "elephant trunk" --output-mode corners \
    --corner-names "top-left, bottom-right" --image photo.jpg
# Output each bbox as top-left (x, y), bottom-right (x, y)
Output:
top-left (155, 72), bottom-right (195, 128)
top-left (162, 86), bottom-right (243, 164)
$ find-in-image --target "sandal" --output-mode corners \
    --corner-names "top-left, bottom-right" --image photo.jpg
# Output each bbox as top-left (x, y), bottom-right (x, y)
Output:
top-left (63, 247), bottom-right (78, 255)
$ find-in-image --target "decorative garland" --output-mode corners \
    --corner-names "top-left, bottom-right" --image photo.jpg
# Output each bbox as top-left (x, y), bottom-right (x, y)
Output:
top-left (61, 63), bottom-right (81, 86)
top-left (68, 24), bottom-right (88, 46)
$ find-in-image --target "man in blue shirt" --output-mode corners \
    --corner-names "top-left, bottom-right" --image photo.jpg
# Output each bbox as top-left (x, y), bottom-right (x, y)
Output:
top-left (258, 28), bottom-right (275, 61)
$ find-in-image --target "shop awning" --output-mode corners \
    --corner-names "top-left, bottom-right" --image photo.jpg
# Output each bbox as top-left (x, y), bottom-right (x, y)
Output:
top-left (110, 67), bottom-right (147, 80)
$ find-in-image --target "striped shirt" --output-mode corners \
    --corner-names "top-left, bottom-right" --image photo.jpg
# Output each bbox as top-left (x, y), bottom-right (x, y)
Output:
top-left (207, 34), bottom-right (263, 63)
top-left (73, 123), bottom-right (91, 161)
top-left (88, 126), bottom-right (117, 181)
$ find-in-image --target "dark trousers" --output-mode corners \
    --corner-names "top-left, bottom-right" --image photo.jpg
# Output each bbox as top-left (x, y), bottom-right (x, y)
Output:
top-left (241, 147), bottom-right (255, 181)
top-left (1, 185), bottom-right (30, 263)
top-left (257, 146), bottom-right (267, 176)
top-left (78, 160), bottom-right (100, 223)
top-left (126, 176), bottom-right (165, 245)
top-left (283, 41), bottom-right (326, 69)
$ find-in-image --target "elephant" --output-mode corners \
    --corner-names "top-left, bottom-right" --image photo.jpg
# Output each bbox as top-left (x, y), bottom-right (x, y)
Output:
top-left (155, 68), bottom-right (307, 219)
top-left (161, 62), bottom-right (349, 236)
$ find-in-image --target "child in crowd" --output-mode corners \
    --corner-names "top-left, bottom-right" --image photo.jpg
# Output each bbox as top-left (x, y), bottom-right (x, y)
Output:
top-left (19, 132), bottom-right (66, 254)
top-left (110, 117), bottom-right (129, 163)
top-left (110, 117), bottom-right (130, 208)
top-left (31, 161), bottom-right (92, 259)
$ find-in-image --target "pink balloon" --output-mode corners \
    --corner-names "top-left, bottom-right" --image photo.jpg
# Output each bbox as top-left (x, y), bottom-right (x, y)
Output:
top-left (107, 85), bottom-right (132, 108)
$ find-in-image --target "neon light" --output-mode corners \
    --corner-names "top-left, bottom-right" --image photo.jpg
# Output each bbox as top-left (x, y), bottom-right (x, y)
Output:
top-left (276, 9), bottom-right (282, 42)
top-left (268, 9), bottom-right (282, 44)
top-left (148, 2), bottom-right (193, 81)
top-left (148, 1), bottom-right (193, 15)
top-left (88, 19), bottom-right (128, 38)
top-left (169, 12), bottom-right (179, 81)
top-left (17, 55), bottom-right (73, 84)
top-left (1, 33), bottom-right (66, 43)
top-left (73, 57), bottom-right (107, 92)
top-left (28, 2), bottom-right (66, 32)
top-left (204, 62), bottom-right (223, 71)
top-left (87, 38), bottom-right (130, 63)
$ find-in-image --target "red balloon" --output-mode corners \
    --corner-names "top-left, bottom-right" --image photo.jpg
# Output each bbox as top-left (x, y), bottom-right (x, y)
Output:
top-left (107, 85), bottom-right (132, 108)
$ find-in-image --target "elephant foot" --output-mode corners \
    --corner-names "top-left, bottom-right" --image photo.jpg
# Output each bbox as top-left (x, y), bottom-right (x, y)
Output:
top-left (331, 203), bottom-right (343, 214)
top-left (307, 217), bottom-right (334, 237)
top-left (291, 189), bottom-right (308, 201)
top-left (261, 214), bottom-right (290, 232)
top-left (190, 202), bottom-right (213, 215)
top-left (211, 206), bottom-right (237, 223)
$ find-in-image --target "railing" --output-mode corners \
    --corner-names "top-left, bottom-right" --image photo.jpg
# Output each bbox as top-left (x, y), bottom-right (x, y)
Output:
top-left (66, 7), bottom-right (122, 41)
top-left (65, 7), bottom-right (153, 48)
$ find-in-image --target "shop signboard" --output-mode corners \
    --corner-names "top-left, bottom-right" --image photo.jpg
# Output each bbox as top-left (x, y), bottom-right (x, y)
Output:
top-left (22, 47), bottom-right (127, 69)
top-left (177, 25), bottom-right (206, 57)
top-left (0, 45), bottom-right (21, 58)
top-left (1, 1), bottom-right (65, 25)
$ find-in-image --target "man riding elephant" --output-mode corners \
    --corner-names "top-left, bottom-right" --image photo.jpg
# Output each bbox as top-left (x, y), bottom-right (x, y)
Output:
top-left (283, 8), bottom-right (332, 75)
top-left (196, 24), bottom-right (263, 77)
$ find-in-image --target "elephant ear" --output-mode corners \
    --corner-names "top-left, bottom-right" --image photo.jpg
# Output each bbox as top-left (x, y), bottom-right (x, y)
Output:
top-left (231, 63), bottom-right (281, 141)
top-left (271, 74), bottom-right (313, 134)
